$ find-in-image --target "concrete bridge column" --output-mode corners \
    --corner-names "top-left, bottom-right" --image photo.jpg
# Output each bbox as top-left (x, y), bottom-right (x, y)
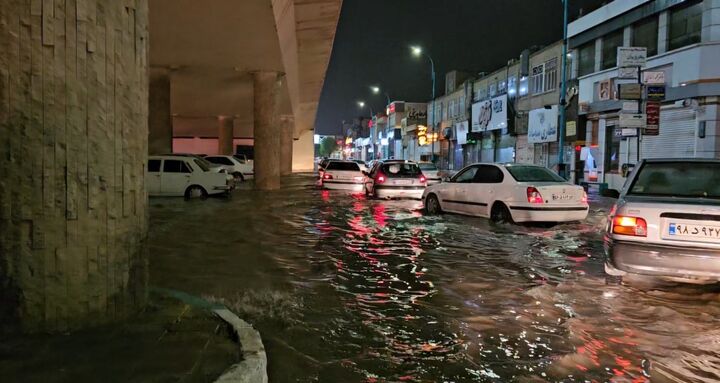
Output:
top-left (253, 71), bottom-right (283, 190)
top-left (0, 0), bottom-right (149, 332)
top-left (149, 69), bottom-right (172, 155)
top-left (279, 116), bottom-right (295, 176)
top-left (218, 116), bottom-right (234, 155)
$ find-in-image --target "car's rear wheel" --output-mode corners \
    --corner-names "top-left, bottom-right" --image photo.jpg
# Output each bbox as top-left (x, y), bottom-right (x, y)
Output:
top-left (185, 185), bottom-right (208, 199)
top-left (490, 202), bottom-right (513, 224)
top-left (232, 172), bottom-right (245, 182)
top-left (425, 194), bottom-right (442, 215)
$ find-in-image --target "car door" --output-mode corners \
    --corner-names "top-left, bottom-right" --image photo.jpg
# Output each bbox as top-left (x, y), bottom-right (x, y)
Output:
top-left (147, 159), bottom-right (162, 195)
top-left (467, 165), bottom-right (505, 217)
top-left (365, 162), bottom-right (379, 192)
top-left (160, 159), bottom-right (193, 196)
top-left (443, 165), bottom-right (479, 214)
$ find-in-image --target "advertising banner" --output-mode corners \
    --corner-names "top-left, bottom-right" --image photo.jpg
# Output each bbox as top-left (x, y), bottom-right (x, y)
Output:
top-left (528, 106), bottom-right (558, 144)
top-left (471, 95), bottom-right (507, 132)
top-left (455, 120), bottom-right (469, 145)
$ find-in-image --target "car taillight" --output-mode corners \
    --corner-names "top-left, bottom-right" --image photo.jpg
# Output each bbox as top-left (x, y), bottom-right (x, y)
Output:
top-left (527, 187), bottom-right (544, 204)
top-left (419, 175), bottom-right (427, 184)
top-left (612, 216), bottom-right (647, 237)
top-left (323, 173), bottom-right (333, 180)
top-left (581, 191), bottom-right (588, 204)
top-left (376, 173), bottom-right (386, 184)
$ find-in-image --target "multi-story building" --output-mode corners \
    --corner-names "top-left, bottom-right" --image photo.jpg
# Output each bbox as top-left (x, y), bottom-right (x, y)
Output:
top-left (570, 0), bottom-right (720, 192)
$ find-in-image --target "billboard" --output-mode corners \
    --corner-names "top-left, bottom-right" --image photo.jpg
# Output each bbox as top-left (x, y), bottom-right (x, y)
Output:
top-left (528, 106), bottom-right (558, 144)
top-left (471, 94), bottom-right (507, 132)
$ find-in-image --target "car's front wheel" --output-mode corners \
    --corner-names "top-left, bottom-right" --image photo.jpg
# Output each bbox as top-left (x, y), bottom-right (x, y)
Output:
top-left (185, 185), bottom-right (208, 199)
top-left (425, 194), bottom-right (442, 215)
top-left (490, 202), bottom-right (513, 224)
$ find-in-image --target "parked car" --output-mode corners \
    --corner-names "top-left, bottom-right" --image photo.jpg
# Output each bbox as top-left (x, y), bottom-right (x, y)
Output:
top-left (161, 153), bottom-right (235, 187)
top-left (147, 155), bottom-right (231, 198)
top-left (351, 159), bottom-right (368, 172)
top-left (205, 155), bottom-right (254, 182)
top-left (320, 160), bottom-right (365, 191)
top-left (418, 162), bottom-right (442, 184)
top-left (364, 160), bottom-right (427, 199)
top-left (604, 159), bottom-right (720, 284)
top-left (423, 163), bottom-right (588, 223)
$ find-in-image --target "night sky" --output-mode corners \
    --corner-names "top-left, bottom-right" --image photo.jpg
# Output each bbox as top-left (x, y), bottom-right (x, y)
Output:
top-left (315, 0), bottom-right (607, 135)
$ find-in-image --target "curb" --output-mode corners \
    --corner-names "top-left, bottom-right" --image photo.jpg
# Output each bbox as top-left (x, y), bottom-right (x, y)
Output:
top-left (151, 288), bottom-right (268, 383)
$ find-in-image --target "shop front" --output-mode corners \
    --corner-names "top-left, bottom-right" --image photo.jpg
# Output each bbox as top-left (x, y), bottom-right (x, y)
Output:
top-left (471, 94), bottom-right (509, 163)
top-left (528, 105), bottom-right (559, 170)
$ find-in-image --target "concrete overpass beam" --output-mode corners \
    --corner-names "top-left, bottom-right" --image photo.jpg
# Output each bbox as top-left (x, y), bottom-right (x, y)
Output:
top-left (149, 69), bottom-right (173, 155)
top-left (218, 116), bottom-right (234, 155)
top-left (253, 71), bottom-right (283, 190)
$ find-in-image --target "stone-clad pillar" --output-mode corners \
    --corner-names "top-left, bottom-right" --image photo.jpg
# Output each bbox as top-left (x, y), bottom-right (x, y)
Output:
top-left (279, 115), bottom-right (295, 175)
top-left (218, 116), bottom-right (234, 155)
top-left (0, 0), bottom-right (148, 332)
top-left (253, 72), bottom-right (283, 190)
top-left (149, 69), bottom-right (173, 154)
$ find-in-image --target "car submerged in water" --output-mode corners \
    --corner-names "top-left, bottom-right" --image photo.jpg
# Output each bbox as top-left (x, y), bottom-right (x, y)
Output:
top-left (604, 159), bottom-right (720, 284)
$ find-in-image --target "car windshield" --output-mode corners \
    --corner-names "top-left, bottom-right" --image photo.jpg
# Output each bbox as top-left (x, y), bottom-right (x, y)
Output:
top-left (506, 166), bottom-right (565, 182)
top-left (628, 161), bottom-right (720, 199)
top-left (193, 158), bottom-right (210, 172)
top-left (326, 161), bottom-right (360, 171)
top-left (380, 163), bottom-right (421, 178)
top-left (418, 163), bottom-right (437, 171)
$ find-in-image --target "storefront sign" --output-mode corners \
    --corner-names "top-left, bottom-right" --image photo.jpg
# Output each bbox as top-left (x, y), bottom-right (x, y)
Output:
top-left (405, 103), bottom-right (427, 125)
top-left (622, 101), bottom-right (639, 112)
top-left (618, 83), bottom-right (642, 100)
top-left (647, 85), bottom-right (665, 101)
top-left (455, 121), bottom-right (469, 145)
top-left (617, 47), bottom-right (647, 67)
top-left (618, 67), bottom-right (639, 80)
top-left (471, 95), bottom-right (507, 132)
top-left (643, 71), bottom-right (665, 84)
top-left (598, 80), bottom-right (613, 101)
top-left (645, 101), bottom-right (660, 136)
top-left (417, 125), bottom-right (428, 146)
top-left (621, 128), bottom-right (638, 137)
top-left (619, 113), bottom-right (646, 128)
top-left (566, 121), bottom-right (576, 137)
top-left (528, 106), bottom-right (558, 144)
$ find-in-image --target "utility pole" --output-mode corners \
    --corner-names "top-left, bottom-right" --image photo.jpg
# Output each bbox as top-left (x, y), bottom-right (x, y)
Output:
top-left (557, 0), bottom-right (569, 179)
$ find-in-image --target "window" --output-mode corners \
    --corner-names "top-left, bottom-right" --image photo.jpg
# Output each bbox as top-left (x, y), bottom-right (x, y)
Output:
top-left (602, 29), bottom-right (624, 70)
top-left (489, 82), bottom-right (497, 97)
top-left (669, 1), bottom-right (702, 51)
top-left (452, 166), bottom-right (478, 183)
top-left (578, 42), bottom-right (596, 76)
top-left (629, 161), bottom-right (720, 199)
top-left (206, 156), bottom-right (234, 166)
top-left (519, 76), bottom-right (528, 96)
top-left (459, 96), bottom-right (466, 116)
top-left (530, 64), bottom-right (544, 94)
top-left (326, 161), bottom-right (360, 171)
top-left (418, 163), bottom-right (437, 171)
top-left (163, 159), bottom-right (191, 173)
top-left (380, 163), bottom-right (421, 178)
top-left (474, 165), bottom-right (504, 183)
top-left (506, 166), bottom-right (566, 182)
top-left (476, 85), bottom-right (487, 101)
top-left (148, 159), bottom-right (161, 172)
top-left (544, 58), bottom-right (558, 92)
top-left (498, 80), bottom-right (507, 94)
top-left (449, 100), bottom-right (456, 118)
top-left (193, 159), bottom-right (210, 172)
top-left (632, 17), bottom-right (658, 56)
top-left (604, 126), bottom-right (621, 174)
top-left (507, 76), bottom-right (517, 98)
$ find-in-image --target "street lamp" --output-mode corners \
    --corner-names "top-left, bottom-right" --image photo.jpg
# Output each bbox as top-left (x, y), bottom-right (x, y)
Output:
top-left (411, 45), bottom-right (437, 163)
top-left (557, 0), bottom-right (569, 179)
top-left (370, 85), bottom-right (391, 106)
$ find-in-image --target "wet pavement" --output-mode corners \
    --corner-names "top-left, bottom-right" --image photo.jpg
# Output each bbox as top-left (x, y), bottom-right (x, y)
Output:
top-left (149, 174), bottom-right (720, 383)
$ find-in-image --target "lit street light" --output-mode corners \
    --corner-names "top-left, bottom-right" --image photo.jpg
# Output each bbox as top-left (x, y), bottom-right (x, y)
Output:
top-left (411, 45), bottom-right (437, 163)
top-left (357, 101), bottom-right (365, 108)
top-left (370, 85), bottom-right (391, 105)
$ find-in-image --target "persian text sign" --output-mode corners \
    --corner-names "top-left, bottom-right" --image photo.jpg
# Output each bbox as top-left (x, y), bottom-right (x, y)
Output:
top-left (617, 47), bottom-right (647, 67)
top-left (471, 95), bottom-right (507, 132)
top-left (528, 106), bottom-right (558, 144)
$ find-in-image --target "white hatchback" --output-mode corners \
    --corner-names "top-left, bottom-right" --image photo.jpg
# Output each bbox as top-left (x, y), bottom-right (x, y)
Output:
top-left (604, 159), bottom-right (720, 284)
top-left (320, 160), bottom-right (366, 192)
top-left (423, 163), bottom-right (588, 223)
top-left (147, 155), bottom-right (231, 198)
top-left (364, 160), bottom-right (427, 199)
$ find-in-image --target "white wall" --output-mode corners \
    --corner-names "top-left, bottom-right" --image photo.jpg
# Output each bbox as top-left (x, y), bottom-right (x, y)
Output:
top-left (293, 130), bottom-right (315, 172)
top-left (568, 0), bottom-right (652, 37)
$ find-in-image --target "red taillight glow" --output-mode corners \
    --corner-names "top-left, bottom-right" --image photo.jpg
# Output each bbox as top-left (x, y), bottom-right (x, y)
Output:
top-left (323, 173), bottom-right (333, 180)
top-left (612, 215), bottom-right (647, 237)
top-left (581, 191), bottom-right (588, 204)
top-left (527, 187), bottom-right (544, 204)
top-left (376, 172), bottom-right (386, 184)
top-left (419, 175), bottom-right (427, 184)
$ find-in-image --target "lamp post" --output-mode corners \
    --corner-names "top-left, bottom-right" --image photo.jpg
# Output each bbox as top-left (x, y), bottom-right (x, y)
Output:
top-left (558, 0), bottom-right (569, 179)
top-left (371, 86), bottom-right (392, 106)
top-left (411, 46), bottom-right (437, 163)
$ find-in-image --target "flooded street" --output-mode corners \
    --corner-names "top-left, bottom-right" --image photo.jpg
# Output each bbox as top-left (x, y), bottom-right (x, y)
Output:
top-left (149, 175), bottom-right (720, 383)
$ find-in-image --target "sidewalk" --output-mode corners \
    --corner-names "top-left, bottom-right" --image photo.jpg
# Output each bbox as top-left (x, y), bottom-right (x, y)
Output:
top-left (0, 292), bottom-right (240, 383)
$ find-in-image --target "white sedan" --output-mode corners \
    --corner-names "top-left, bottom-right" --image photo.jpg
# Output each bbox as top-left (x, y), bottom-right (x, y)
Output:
top-left (320, 160), bottom-right (366, 191)
top-left (422, 163), bottom-right (588, 223)
top-left (205, 155), bottom-right (254, 182)
top-left (147, 155), bottom-right (231, 198)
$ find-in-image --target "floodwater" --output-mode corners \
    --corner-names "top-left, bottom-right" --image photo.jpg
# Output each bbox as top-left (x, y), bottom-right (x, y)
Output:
top-left (149, 175), bottom-right (720, 383)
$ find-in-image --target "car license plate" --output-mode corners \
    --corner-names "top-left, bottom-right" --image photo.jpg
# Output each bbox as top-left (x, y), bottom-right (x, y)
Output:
top-left (664, 220), bottom-right (720, 243)
top-left (551, 193), bottom-right (573, 202)
top-left (395, 180), bottom-right (411, 185)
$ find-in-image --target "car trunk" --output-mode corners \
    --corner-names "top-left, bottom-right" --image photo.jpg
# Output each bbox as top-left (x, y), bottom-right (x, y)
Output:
top-left (623, 196), bottom-right (720, 247)
top-left (525, 182), bottom-right (585, 205)
top-left (325, 170), bottom-right (363, 182)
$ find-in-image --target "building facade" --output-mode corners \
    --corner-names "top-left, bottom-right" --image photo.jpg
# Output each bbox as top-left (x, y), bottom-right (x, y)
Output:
top-left (570, 0), bottom-right (720, 192)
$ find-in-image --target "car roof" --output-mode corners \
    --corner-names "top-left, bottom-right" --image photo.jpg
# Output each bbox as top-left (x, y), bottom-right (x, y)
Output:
top-left (149, 155), bottom-right (192, 160)
top-left (641, 158), bottom-right (720, 163)
top-left (380, 160), bottom-right (418, 164)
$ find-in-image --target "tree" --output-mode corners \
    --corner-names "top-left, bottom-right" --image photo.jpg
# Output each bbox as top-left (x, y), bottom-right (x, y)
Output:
top-left (318, 137), bottom-right (339, 157)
